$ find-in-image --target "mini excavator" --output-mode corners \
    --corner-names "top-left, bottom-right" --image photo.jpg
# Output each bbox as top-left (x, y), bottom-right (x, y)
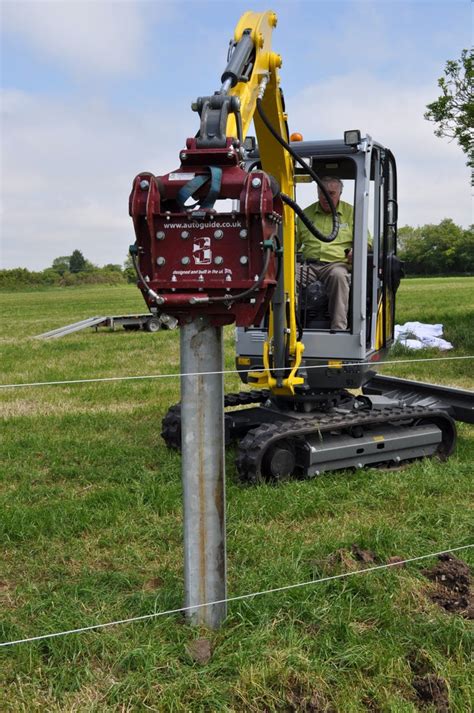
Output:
top-left (129, 10), bottom-right (473, 483)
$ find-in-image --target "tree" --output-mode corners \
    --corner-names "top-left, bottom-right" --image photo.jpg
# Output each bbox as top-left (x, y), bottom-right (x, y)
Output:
top-left (69, 249), bottom-right (87, 273)
top-left (123, 254), bottom-right (136, 283)
top-left (398, 219), bottom-right (473, 275)
top-left (51, 255), bottom-right (71, 275)
top-left (103, 263), bottom-right (123, 273)
top-left (425, 49), bottom-right (473, 180)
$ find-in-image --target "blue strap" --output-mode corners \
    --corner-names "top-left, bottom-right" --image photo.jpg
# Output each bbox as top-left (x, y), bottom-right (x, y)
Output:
top-left (176, 166), bottom-right (222, 210)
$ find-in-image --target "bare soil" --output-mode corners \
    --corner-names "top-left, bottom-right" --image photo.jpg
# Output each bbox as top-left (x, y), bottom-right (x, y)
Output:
top-left (412, 674), bottom-right (450, 712)
top-left (282, 679), bottom-right (335, 713)
top-left (423, 553), bottom-right (472, 618)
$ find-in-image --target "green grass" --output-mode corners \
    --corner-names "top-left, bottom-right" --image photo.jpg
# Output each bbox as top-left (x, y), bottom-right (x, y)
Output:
top-left (1, 278), bottom-right (473, 712)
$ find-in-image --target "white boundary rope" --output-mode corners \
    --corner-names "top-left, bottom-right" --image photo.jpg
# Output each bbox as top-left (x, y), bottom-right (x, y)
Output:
top-left (1, 355), bottom-right (473, 390)
top-left (1, 544), bottom-right (471, 648)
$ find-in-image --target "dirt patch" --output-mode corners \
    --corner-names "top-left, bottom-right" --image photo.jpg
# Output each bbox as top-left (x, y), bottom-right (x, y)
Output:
top-left (351, 545), bottom-right (378, 564)
top-left (361, 695), bottom-right (381, 712)
top-left (423, 553), bottom-right (472, 618)
top-left (412, 674), bottom-right (449, 712)
top-left (186, 638), bottom-right (212, 665)
top-left (309, 548), bottom-right (357, 575)
top-left (407, 650), bottom-right (434, 678)
top-left (284, 681), bottom-right (334, 712)
top-left (312, 545), bottom-right (384, 577)
top-left (386, 555), bottom-right (406, 567)
top-left (143, 576), bottom-right (164, 591)
top-left (326, 548), bottom-right (358, 570)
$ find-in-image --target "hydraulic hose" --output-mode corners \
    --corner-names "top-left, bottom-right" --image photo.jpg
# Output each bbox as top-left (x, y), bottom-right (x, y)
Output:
top-left (131, 237), bottom-right (277, 309)
top-left (256, 98), bottom-right (339, 243)
top-left (130, 246), bottom-right (161, 304)
top-left (280, 192), bottom-right (339, 244)
top-left (205, 244), bottom-right (274, 305)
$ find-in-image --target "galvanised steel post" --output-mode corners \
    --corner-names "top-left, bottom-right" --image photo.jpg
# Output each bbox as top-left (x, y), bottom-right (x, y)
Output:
top-left (180, 316), bottom-right (227, 628)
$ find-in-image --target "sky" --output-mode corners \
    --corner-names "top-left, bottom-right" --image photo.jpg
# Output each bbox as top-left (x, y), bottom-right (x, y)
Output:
top-left (1, 0), bottom-right (472, 271)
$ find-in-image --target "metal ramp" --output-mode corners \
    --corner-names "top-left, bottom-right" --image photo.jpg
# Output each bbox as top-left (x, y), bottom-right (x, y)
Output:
top-left (35, 316), bottom-right (108, 340)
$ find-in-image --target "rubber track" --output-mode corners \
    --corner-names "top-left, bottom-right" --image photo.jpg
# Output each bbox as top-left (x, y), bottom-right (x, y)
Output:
top-left (161, 390), bottom-right (271, 449)
top-left (235, 405), bottom-right (456, 484)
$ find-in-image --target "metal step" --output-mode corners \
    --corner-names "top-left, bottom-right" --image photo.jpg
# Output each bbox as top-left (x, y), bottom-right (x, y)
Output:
top-left (35, 316), bottom-right (107, 339)
top-left (364, 374), bottom-right (474, 424)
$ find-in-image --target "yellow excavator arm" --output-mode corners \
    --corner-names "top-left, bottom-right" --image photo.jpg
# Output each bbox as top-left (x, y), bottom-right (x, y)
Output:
top-left (226, 10), bottom-right (304, 394)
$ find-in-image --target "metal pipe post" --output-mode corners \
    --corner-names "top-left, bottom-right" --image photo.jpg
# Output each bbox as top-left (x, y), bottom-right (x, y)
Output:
top-left (180, 317), bottom-right (227, 628)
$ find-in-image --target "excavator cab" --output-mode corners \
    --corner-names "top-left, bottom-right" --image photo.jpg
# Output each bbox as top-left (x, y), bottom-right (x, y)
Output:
top-left (236, 133), bottom-right (403, 392)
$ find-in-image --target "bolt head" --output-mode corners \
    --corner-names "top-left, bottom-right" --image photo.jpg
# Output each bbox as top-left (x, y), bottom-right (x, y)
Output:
top-left (214, 256), bottom-right (223, 265)
top-left (181, 256), bottom-right (190, 265)
top-left (156, 231), bottom-right (165, 240)
top-left (240, 256), bottom-right (248, 265)
top-left (140, 179), bottom-right (150, 190)
top-left (251, 177), bottom-right (262, 188)
top-left (214, 229), bottom-right (223, 239)
top-left (180, 152), bottom-right (187, 161)
top-left (181, 230), bottom-right (190, 239)
top-left (239, 229), bottom-right (248, 239)
top-left (156, 257), bottom-right (166, 266)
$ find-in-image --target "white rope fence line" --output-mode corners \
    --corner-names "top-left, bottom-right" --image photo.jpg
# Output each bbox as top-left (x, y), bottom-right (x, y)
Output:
top-left (1, 544), bottom-right (472, 649)
top-left (1, 355), bottom-right (473, 390)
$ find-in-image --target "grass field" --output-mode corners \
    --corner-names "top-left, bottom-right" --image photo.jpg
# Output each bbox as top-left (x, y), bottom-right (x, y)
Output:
top-left (1, 277), bottom-right (473, 712)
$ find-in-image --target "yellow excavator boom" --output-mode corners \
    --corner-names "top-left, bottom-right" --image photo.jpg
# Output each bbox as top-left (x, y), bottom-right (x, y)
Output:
top-left (226, 10), bottom-right (304, 394)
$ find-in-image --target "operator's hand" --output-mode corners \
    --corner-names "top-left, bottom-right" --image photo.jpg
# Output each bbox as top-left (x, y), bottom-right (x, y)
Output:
top-left (345, 248), bottom-right (353, 264)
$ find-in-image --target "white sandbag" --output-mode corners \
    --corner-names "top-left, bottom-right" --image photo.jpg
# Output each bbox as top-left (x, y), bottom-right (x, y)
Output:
top-left (394, 322), bottom-right (453, 350)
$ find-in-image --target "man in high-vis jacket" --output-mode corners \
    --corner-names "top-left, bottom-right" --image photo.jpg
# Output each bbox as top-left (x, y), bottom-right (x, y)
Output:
top-left (296, 176), bottom-right (356, 331)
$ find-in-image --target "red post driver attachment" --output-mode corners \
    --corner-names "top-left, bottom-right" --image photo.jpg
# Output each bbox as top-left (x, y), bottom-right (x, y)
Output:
top-left (129, 138), bottom-right (282, 327)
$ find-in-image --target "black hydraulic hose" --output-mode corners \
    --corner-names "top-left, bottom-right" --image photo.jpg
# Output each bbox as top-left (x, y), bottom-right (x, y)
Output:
top-left (256, 98), bottom-right (339, 243)
top-left (208, 246), bottom-right (273, 304)
top-left (130, 240), bottom-right (275, 308)
top-left (295, 310), bottom-right (303, 342)
top-left (130, 247), bottom-right (160, 304)
top-left (280, 192), bottom-right (338, 244)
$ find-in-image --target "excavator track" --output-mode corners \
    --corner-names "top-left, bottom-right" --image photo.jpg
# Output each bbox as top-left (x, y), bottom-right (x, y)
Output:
top-left (163, 394), bottom-right (456, 483)
top-left (235, 405), bottom-right (456, 484)
top-left (161, 389), bottom-right (271, 449)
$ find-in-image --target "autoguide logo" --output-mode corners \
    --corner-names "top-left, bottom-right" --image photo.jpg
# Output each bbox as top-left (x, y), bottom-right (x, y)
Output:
top-left (166, 221), bottom-right (242, 230)
top-left (193, 237), bottom-right (212, 265)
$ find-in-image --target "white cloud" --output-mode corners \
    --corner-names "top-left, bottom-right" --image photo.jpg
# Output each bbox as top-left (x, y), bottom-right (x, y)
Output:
top-left (0, 89), bottom-right (192, 269)
top-left (2, 0), bottom-right (149, 76)
top-left (289, 73), bottom-right (472, 228)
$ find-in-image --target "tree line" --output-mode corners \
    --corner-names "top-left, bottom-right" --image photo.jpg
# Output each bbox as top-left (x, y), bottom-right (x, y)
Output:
top-left (0, 250), bottom-right (136, 290)
top-left (1, 220), bottom-right (472, 290)
top-left (398, 219), bottom-right (473, 275)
